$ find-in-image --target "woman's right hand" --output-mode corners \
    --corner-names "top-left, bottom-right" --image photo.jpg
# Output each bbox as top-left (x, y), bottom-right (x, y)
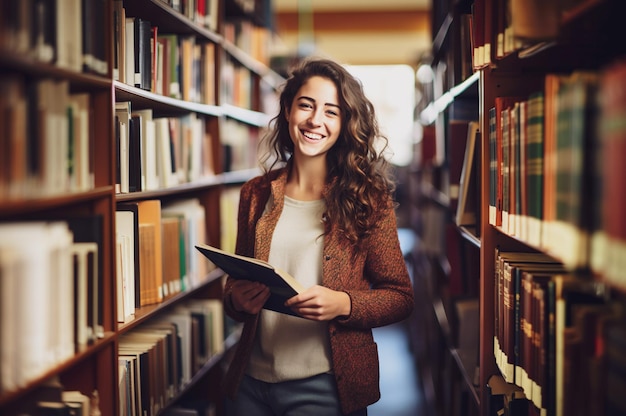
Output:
top-left (230, 280), bottom-right (270, 314)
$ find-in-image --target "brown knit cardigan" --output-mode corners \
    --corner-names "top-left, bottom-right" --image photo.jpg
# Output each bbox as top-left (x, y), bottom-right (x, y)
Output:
top-left (222, 168), bottom-right (415, 415)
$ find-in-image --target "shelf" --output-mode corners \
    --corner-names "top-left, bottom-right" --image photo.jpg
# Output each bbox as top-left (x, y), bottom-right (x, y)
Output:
top-left (117, 268), bottom-right (225, 333)
top-left (458, 226), bottom-right (480, 248)
top-left (0, 0), bottom-right (278, 414)
top-left (114, 81), bottom-right (223, 117)
top-left (420, 72), bottom-right (479, 125)
top-left (0, 187), bottom-right (115, 216)
top-left (114, 168), bottom-right (261, 202)
top-left (221, 40), bottom-right (285, 90)
top-left (221, 103), bottom-right (271, 127)
top-left (122, 0), bottom-right (222, 44)
top-left (0, 51), bottom-right (112, 88)
top-left (220, 168), bottom-right (262, 185)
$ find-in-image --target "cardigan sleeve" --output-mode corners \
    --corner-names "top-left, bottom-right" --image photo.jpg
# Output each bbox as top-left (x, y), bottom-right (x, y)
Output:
top-left (336, 198), bottom-right (415, 328)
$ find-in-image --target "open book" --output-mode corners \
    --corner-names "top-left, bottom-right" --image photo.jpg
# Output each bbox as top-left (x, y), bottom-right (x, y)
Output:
top-left (194, 244), bottom-right (305, 316)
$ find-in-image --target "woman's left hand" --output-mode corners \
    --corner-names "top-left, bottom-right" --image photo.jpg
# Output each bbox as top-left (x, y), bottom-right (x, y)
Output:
top-left (284, 285), bottom-right (351, 321)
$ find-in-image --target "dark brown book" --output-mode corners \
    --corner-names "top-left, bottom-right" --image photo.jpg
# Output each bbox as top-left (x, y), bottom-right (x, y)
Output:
top-left (195, 244), bottom-right (304, 317)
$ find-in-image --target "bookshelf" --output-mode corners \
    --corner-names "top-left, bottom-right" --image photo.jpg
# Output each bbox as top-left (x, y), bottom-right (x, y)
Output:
top-left (0, 0), bottom-right (281, 415)
top-left (416, 0), bottom-right (626, 415)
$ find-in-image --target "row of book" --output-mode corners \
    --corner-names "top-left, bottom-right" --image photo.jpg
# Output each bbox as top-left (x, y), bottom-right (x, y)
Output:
top-left (161, 0), bottom-right (219, 32)
top-left (113, 1), bottom-right (217, 105)
top-left (35, 383), bottom-right (101, 416)
top-left (471, 0), bottom-right (594, 69)
top-left (223, 19), bottom-right (272, 66)
top-left (0, 75), bottom-right (94, 201)
top-left (0, 217), bottom-right (104, 394)
top-left (156, 0), bottom-right (218, 33)
top-left (118, 299), bottom-right (224, 416)
top-left (220, 117), bottom-right (261, 173)
top-left (220, 54), bottom-right (255, 110)
top-left (493, 250), bottom-right (626, 416)
top-left (487, 60), bottom-right (626, 290)
top-left (114, 102), bottom-right (215, 194)
top-left (0, 0), bottom-right (107, 75)
top-left (115, 198), bottom-right (212, 322)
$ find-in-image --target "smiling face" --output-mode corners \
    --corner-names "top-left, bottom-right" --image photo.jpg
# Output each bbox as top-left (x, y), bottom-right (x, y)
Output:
top-left (285, 76), bottom-right (342, 162)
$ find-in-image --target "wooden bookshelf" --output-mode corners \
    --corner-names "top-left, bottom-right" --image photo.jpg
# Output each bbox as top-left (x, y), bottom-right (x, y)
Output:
top-left (0, 0), bottom-right (281, 415)
top-left (416, 0), bottom-right (626, 415)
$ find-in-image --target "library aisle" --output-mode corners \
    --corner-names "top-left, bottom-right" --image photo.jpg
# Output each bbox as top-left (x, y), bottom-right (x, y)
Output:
top-left (370, 321), bottom-right (426, 416)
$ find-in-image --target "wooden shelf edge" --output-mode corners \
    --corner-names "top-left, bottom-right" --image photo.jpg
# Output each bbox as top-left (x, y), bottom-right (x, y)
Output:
top-left (117, 268), bottom-right (225, 333)
top-left (420, 72), bottom-right (480, 125)
top-left (0, 187), bottom-right (115, 216)
top-left (114, 81), bottom-right (223, 117)
top-left (458, 225), bottom-right (481, 248)
top-left (221, 103), bottom-right (271, 127)
top-left (115, 168), bottom-right (261, 202)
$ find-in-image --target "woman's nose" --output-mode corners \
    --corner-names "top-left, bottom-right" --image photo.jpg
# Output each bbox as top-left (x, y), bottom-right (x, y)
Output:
top-left (308, 109), bottom-right (322, 126)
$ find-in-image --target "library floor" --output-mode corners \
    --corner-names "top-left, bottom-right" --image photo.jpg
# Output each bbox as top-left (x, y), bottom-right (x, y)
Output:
top-left (369, 320), bottom-right (427, 416)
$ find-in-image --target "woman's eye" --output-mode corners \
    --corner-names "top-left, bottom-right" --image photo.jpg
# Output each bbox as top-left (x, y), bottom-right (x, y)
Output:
top-left (299, 103), bottom-right (312, 109)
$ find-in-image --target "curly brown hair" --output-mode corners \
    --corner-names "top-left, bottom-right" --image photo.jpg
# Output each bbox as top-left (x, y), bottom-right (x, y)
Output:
top-left (260, 57), bottom-right (396, 244)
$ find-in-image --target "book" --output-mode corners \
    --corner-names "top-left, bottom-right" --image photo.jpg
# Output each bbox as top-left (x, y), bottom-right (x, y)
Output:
top-left (495, 96), bottom-right (525, 232)
top-left (549, 72), bottom-right (598, 269)
top-left (448, 120), bottom-right (471, 214)
top-left (456, 120), bottom-right (480, 226)
top-left (162, 198), bottom-right (210, 288)
top-left (593, 60), bottom-right (626, 290)
top-left (194, 244), bottom-right (305, 317)
top-left (510, 0), bottom-right (560, 42)
top-left (525, 91), bottom-right (545, 247)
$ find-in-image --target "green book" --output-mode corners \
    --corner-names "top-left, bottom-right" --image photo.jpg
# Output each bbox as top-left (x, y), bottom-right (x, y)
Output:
top-left (526, 91), bottom-right (545, 246)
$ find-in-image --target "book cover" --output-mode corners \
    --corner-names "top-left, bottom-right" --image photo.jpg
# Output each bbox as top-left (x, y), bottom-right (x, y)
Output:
top-left (488, 106), bottom-right (498, 225)
top-left (448, 120), bottom-right (471, 214)
top-left (456, 120), bottom-right (480, 226)
top-left (525, 91), bottom-right (545, 247)
top-left (495, 96), bottom-right (525, 232)
top-left (551, 72), bottom-right (598, 269)
top-left (194, 244), bottom-right (304, 317)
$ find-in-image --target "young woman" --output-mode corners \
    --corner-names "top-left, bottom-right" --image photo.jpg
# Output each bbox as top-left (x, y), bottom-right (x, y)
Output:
top-left (222, 58), bottom-right (414, 416)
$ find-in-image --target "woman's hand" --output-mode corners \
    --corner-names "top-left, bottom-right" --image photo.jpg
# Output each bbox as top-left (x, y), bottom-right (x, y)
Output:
top-left (229, 280), bottom-right (270, 314)
top-left (285, 285), bottom-right (351, 321)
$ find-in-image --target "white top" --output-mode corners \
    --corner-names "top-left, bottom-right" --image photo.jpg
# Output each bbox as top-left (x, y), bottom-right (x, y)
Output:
top-left (246, 196), bottom-right (332, 382)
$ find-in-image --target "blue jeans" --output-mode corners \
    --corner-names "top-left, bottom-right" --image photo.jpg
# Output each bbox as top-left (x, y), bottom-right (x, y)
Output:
top-left (226, 373), bottom-right (368, 416)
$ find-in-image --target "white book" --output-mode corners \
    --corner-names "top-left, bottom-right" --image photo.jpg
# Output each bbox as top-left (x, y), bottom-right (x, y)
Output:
top-left (125, 18), bottom-right (136, 88)
top-left (0, 248), bottom-right (20, 392)
top-left (116, 209), bottom-right (136, 321)
top-left (48, 222), bottom-right (75, 363)
top-left (56, 0), bottom-right (82, 71)
top-left (68, 93), bottom-right (92, 192)
top-left (116, 239), bottom-right (127, 323)
top-left (0, 222), bottom-right (73, 388)
top-left (116, 101), bottom-right (132, 194)
top-left (155, 117), bottom-right (176, 188)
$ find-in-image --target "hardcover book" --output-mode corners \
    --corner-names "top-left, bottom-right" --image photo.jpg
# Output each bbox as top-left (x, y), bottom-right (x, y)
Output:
top-left (195, 244), bottom-right (304, 317)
